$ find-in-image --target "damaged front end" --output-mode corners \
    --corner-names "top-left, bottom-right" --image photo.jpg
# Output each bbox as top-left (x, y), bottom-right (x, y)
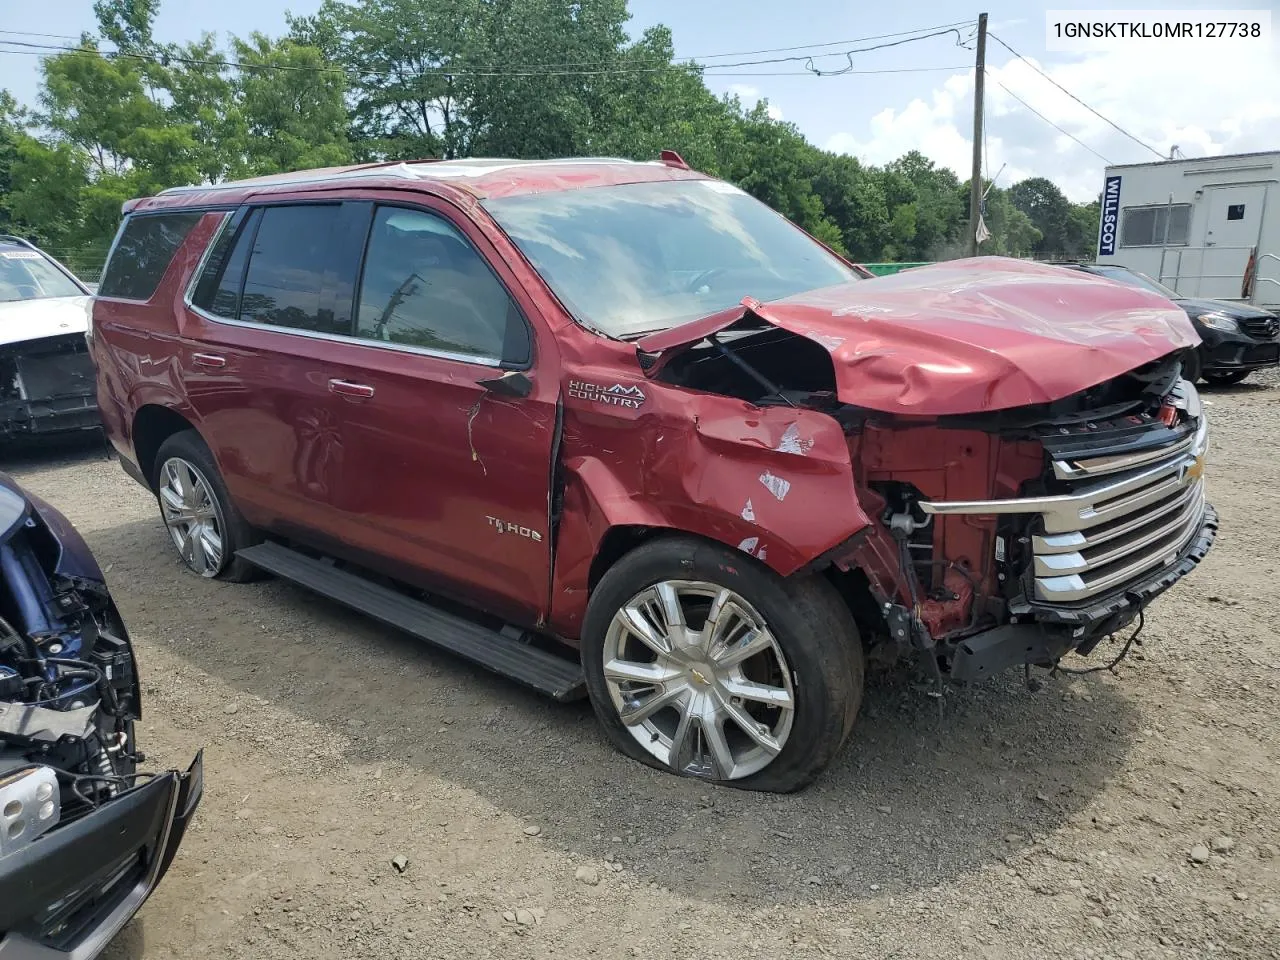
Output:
top-left (0, 334), bottom-right (101, 440)
top-left (839, 357), bottom-right (1215, 681)
top-left (0, 475), bottom-right (201, 959)
top-left (641, 263), bottom-right (1216, 681)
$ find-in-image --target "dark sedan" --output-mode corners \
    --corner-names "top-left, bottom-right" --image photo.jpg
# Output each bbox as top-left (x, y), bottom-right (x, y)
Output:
top-left (1054, 262), bottom-right (1280, 385)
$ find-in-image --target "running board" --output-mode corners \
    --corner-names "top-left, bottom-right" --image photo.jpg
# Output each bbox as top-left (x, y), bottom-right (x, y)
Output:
top-left (236, 542), bottom-right (586, 701)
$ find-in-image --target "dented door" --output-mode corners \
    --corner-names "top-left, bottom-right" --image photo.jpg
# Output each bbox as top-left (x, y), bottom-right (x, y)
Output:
top-left (321, 199), bottom-right (558, 625)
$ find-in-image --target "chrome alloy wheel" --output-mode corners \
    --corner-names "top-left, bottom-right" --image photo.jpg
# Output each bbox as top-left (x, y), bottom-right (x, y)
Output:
top-left (158, 457), bottom-right (227, 577)
top-left (602, 580), bottom-right (796, 780)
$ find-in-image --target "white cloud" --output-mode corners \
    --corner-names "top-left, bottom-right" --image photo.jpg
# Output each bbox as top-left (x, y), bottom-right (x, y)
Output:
top-left (824, 39), bottom-right (1280, 201)
top-left (728, 82), bottom-right (783, 121)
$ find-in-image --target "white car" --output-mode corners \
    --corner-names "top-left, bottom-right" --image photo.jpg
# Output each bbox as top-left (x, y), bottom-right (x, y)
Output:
top-left (0, 236), bottom-right (100, 439)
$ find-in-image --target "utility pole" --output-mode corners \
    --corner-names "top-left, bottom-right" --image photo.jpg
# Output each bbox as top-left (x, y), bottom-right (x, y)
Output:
top-left (968, 12), bottom-right (988, 257)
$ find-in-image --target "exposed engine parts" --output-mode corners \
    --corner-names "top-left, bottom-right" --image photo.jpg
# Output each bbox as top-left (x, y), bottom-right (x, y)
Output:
top-left (0, 521), bottom-right (140, 852)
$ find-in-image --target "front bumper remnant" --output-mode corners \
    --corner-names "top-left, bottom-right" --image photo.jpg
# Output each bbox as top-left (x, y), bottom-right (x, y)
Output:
top-left (949, 504), bottom-right (1217, 681)
top-left (0, 751), bottom-right (203, 959)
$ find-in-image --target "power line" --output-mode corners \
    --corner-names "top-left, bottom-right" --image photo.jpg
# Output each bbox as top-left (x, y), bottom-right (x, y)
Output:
top-left (0, 20), bottom-right (974, 71)
top-left (0, 25), bottom-right (969, 78)
top-left (0, 29), bottom-right (83, 41)
top-left (988, 71), bottom-right (1112, 164)
top-left (0, 47), bottom-right (962, 78)
top-left (681, 20), bottom-right (975, 61)
top-left (987, 32), bottom-right (1163, 160)
top-left (0, 46), bottom-right (962, 79)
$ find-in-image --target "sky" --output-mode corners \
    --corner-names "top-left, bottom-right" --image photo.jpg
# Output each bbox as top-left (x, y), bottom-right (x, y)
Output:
top-left (2, 0), bottom-right (1278, 201)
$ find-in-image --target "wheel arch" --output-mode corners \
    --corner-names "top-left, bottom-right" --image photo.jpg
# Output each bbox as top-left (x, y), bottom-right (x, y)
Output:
top-left (132, 405), bottom-right (200, 490)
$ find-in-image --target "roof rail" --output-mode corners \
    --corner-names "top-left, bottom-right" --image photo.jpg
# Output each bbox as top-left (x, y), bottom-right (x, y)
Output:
top-left (0, 234), bottom-right (37, 249)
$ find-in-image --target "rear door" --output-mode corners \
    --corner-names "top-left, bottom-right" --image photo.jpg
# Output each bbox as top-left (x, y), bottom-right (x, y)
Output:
top-left (1198, 184), bottom-right (1268, 299)
top-left (182, 200), bottom-right (369, 536)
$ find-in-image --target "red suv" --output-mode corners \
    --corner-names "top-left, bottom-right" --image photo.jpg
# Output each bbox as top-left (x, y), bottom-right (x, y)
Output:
top-left (90, 157), bottom-right (1215, 792)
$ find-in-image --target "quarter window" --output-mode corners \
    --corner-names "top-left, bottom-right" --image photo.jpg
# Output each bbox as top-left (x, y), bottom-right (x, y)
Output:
top-left (1120, 204), bottom-right (1191, 247)
top-left (355, 206), bottom-right (528, 364)
top-left (191, 208), bottom-right (257, 319)
top-left (99, 213), bottom-right (203, 300)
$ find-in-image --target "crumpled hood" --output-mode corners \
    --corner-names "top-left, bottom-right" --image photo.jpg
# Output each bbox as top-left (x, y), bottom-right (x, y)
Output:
top-left (0, 296), bottom-right (90, 346)
top-left (641, 257), bottom-right (1200, 416)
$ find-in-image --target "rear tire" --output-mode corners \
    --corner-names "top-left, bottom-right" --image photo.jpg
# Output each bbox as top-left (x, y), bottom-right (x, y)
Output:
top-left (1201, 369), bottom-right (1250, 386)
top-left (152, 430), bottom-right (260, 582)
top-left (581, 536), bottom-right (864, 793)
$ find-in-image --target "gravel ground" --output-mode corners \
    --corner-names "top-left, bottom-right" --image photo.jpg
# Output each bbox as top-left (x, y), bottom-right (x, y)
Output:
top-left (5, 369), bottom-right (1279, 960)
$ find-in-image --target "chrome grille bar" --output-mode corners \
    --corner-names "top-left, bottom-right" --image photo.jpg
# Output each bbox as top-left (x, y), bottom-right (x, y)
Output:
top-left (920, 382), bottom-right (1209, 606)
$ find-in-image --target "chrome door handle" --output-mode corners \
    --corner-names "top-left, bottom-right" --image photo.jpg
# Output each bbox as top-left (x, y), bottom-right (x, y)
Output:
top-left (328, 379), bottom-right (375, 398)
top-left (191, 353), bottom-right (226, 369)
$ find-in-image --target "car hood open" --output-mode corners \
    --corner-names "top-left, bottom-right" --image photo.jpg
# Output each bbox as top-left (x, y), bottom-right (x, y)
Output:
top-left (637, 257), bottom-right (1200, 416)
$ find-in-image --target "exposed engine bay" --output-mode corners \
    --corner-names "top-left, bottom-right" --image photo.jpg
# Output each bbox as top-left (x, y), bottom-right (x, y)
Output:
top-left (0, 477), bottom-right (200, 959)
top-left (0, 333), bottom-right (100, 439)
top-left (0, 521), bottom-right (139, 855)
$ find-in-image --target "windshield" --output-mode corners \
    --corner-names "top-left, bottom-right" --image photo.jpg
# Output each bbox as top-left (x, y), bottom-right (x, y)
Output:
top-left (1089, 265), bottom-right (1180, 300)
top-left (484, 179), bottom-right (859, 338)
top-left (0, 248), bottom-right (84, 302)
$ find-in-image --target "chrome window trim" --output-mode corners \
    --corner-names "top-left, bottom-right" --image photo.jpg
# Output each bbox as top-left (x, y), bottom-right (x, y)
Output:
top-left (185, 304), bottom-right (504, 368)
top-left (182, 211), bottom-right (233, 306)
top-left (181, 209), bottom-right (503, 368)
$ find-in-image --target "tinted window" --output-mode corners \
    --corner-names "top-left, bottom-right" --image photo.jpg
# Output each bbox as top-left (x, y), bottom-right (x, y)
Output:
top-left (100, 213), bottom-right (202, 300)
top-left (240, 205), bottom-right (350, 335)
top-left (1227, 204), bottom-right (1245, 221)
top-left (0, 247), bottom-right (84, 302)
top-left (191, 208), bottom-right (255, 318)
top-left (355, 206), bottom-right (527, 363)
top-left (1120, 205), bottom-right (1191, 247)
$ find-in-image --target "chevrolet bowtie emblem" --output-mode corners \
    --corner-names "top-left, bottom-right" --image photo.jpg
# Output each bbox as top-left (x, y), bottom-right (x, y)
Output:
top-left (1180, 455), bottom-right (1205, 485)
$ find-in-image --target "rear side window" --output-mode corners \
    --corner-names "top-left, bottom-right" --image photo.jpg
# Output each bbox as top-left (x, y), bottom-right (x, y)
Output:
top-left (239, 204), bottom-right (351, 335)
top-left (100, 213), bottom-right (203, 300)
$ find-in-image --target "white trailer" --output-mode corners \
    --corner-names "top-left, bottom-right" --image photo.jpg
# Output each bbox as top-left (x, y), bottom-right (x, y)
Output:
top-left (1095, 150), bottom-right (1280, 308)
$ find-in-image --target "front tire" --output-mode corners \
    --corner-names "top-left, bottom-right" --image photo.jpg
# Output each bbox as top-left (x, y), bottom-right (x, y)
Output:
top-left (152, 431), bottom-right (260, 581)
top-left (581, 536), bottom-right (864, 793)
top-left (1202, 369), bottom-right (1251, 386)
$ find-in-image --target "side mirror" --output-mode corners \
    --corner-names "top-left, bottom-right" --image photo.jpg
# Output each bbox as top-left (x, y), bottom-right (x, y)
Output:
top-left (477, 370), bottom-right (533, 398)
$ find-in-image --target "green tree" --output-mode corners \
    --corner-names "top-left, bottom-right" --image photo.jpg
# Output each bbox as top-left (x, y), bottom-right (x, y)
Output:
top-left (0, 91), bottom-right (27, 235)
top-left (722, 106), bottom-right (844, 251)
top-left (1008, 176), bottom-right (1076, 257)
top-left (1068, 200), bottom-right (1101, 257)
top-left (231, 34), bottom-right (352, 175)
top-left (4, 137), bottom-right (91, 253)
top-left (808, 152), bottom-right (892, 261)
top-left (2, 0), bottom-right (1104, 277)
top-left (92, 0), bottom-right (160, 54)
top-left (886, 151), bottom-right (964, 259)
top-left (981, 186), bottom-right (1042, 257)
